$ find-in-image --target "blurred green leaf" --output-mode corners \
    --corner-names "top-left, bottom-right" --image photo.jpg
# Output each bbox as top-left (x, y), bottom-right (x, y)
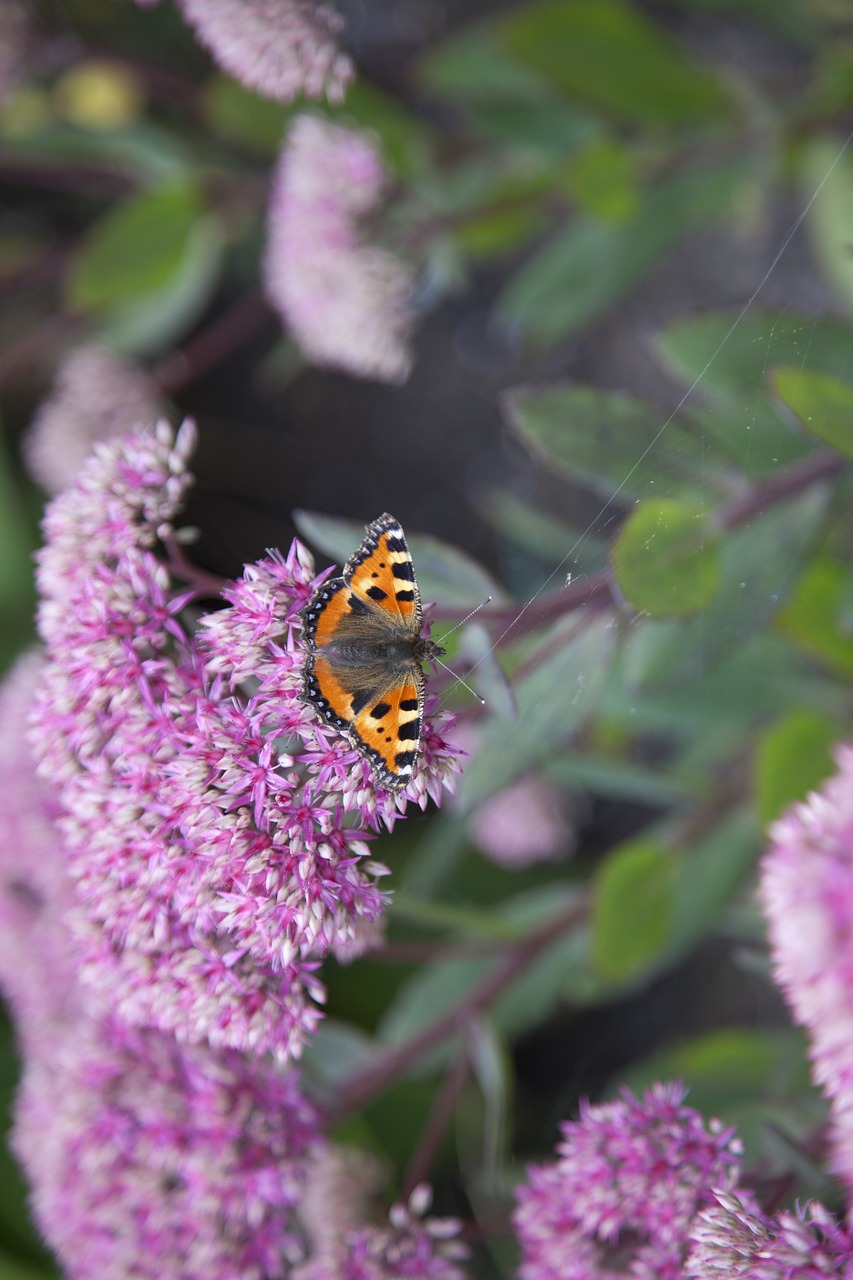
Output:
top-left (801, 134), bottom-right (853, 315)
top-left (567, 138), bottom-right (640, 220)
top-left (776, 556), bottom-right (853, 678)
top-left (92, 214), bottom-right (223, 356)
top-left (608, 631), bottom-right (836, 745)
top-left (669, 807), bottom-right (759, 949)
top-left (292, 509), bottom-right (504, 608)
top-left (612, 499), bottom-right (722, 618)
top-left (458, 614), bottom-right (616, 805)
top-left (67, 181), bottom-right (203, 311)
top-left (546, 752), bottom-right (702, 804)
top-left (772, 365), bottom-right (853, 458)
top-left (624, 1026), bottom-right (819, 1146)
top-left (303, 1020), bottom-right (377, 1089)
top-left (203, 76), bottom-right (289, 157)
top-left (2, 122), bottom-right (193, 184)
top-left (499, 0), bottom-right (726, 127)
top-left (614, 486), bottom-right (829, 683)
top-left (502, 382), bottom-right (722, 502)
top-left (0, 1256), bottom-right (55, 1280)
top-left (342, 80), bottom-right (434, 181)
top-left (378, 886), bottom-right (588, 1072)
top-left (654, 310), bottom-right (853, 476)
top-left (419, 26), bottom-right (601, 155)
top-left (500, 161), bottom-right (745, 345)
top-left (592, 841), bottom-right (676, 980)
top-left (755, 708), bottom-right (839, 825)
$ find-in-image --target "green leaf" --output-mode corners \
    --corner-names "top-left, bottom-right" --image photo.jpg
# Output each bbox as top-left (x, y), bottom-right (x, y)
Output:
top-left (592, 841), bottom-right (676, 980)
top-left (67, 181), bottom-right (203, 312)
top-left (419, 26), bottom-right (600, 156)
top-left (499, 0), bottom-right (726, 127)
top-left (203, 76), bottom-right (289, 157)
top-left (95, 214), bottom-right (223, 356)
top-left (801, 135), bottom-right (853, 314)
top-left (612, 499), bottom-right (722, 618)
top-left (458, 613), bottom-right (616, 805)
top-left (500, 161), bottom-right (745, 345)
top-left (624, 1026), bottom-right (818, 1136)
top-left (546, 752), bottom-right (701, 805)
top-left (615, 485), bottom-right (829, 682)
top-left (502, 382), bottom-right (723, 502)
top-left (776, 556), bottom-right (853, 678)
top-left (755, 708), bottom-right (840, 825)
top-left (291, 509), bottom-right (504, 608)
top-left (567, 138), bottom-right (640, 220)
top-left (654, 310), bottom-right (853, 476)
top-left (377, 886), bottom-right (588, 1071)
top-left (772, 365), bottom-right (853, 458)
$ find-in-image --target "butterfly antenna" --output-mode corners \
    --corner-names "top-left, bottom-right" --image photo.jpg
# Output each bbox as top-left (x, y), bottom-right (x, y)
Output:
top-left (435, 596), bottom-right (492, 645)
top-left (434, 654), bottom-right (485, 705)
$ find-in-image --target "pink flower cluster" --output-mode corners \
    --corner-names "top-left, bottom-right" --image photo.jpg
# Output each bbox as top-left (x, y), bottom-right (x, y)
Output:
top-left (514, 1083), bottom-right (853, 1278)
top-left (761, 744), bottom-right (853, 1199)
top-left (134, 0), bottom-right (353, 102)
top-left (0, 652), bottom-right (320, 1280)
top-left (27, 420), bottom-right (458, 1063)
top-left (265, 114), bottom-right (414, 383)
top-left (0, 418), bottom-right (462, 1277)
top-left (513, 1083), bottom-right (743, 1280)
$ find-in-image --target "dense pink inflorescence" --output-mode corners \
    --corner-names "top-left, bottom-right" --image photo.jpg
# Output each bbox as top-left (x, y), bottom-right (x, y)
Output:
top-left (468, 774), bottom-right (574, 869)
top-left (14, 1016), bottom-right (320, 1280)
top-left (27, 420), bottom-right (459, 1063)
top-left (177, 0), bottom-right (353, 103)
top-left (684, 1189), bottom-right (853, 1278)
top-left (513, 1082), bottom-right (743, 1280)
top-left (294, 1183), bottom-right (469, 1280)
top-left (24, 344), bottom-right (162, 494)
top-left (265, 113), bottom-right (414, 383)
top-left (760, 745), bottom-right (853, 1198)
top-left (0, 651), bottom-right (322, 1280)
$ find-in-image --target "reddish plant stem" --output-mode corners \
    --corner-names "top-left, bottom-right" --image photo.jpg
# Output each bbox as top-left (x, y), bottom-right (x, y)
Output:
top-left (716, 449), bottom-right (846, 530)
top-left (430, 448), bottom-right (847, 646)
top-left (162, 534), bottom-right (228, 600)
top-left (153, 290), bottom-right (273, 396)
top-left (330, 893), bottom-right (588, 1122)
top-left (402, 1038), bottom-right (472, 1200)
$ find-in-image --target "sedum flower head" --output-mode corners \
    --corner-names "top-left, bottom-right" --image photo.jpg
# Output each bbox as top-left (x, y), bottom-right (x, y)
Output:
top-left (14, 1013), bottom-right (319, 1280)
top-left (0, 651), bottom-right (82, 1050)
top-left (28, 420), bottom-right (459, 1062)
top-left (760, 744), bottom-right (853, 1193)
top-left (685, 1190), bottom-right (853, 1278)
top-left (294, 1183), bottom-right (469, 1280)
top-left (513, 1082), bottom-right (743, 1280)
top-left (265, 113), bottom-right (414, 383)
top-left (468, 774), bottom-right (575, 869)
top-left (177, 0), bottom-right (353, 103)
top-left (24, 344), bottom-right (162, 494)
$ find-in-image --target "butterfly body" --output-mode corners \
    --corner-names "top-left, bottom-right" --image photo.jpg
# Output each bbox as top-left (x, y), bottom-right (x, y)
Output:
top-left (301, 513), bottom-right (444, 792)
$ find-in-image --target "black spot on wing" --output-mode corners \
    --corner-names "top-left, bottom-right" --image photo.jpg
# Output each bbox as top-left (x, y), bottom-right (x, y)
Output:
top-left (395, 749), bottom-right (416, 771)
top-left (366, 586), bottom-right (388, 602)
top-left (400, 698), bottom-right (418, 712)
top-left (392, 561), bottom-right (414, 582)
top-left (395, 589), bottom-right (415, 604)
top-left (350, 689), bottom-right (372, 715)
top-left (386, 536), bottom-right (406, 554)
top-left (398, 720), bottom-right (419, 741)
top-left (371, 701), bottom-right (391, 720)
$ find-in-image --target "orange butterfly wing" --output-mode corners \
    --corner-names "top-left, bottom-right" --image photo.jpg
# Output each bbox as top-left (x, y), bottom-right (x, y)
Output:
top-left (301, 515), bottom-right (430, 792)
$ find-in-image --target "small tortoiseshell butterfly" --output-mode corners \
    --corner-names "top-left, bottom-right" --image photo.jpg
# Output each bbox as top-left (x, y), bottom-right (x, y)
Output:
top-left (301, 513), bottom-right (445, 792)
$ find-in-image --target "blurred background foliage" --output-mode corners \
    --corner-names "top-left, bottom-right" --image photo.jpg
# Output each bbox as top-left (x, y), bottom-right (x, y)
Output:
top-left (2, 0), bottom-right (853, 1275)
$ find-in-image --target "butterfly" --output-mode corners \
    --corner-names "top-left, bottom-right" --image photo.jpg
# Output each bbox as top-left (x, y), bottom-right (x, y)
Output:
top-left (300, 513), bottom-right (445, 792)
